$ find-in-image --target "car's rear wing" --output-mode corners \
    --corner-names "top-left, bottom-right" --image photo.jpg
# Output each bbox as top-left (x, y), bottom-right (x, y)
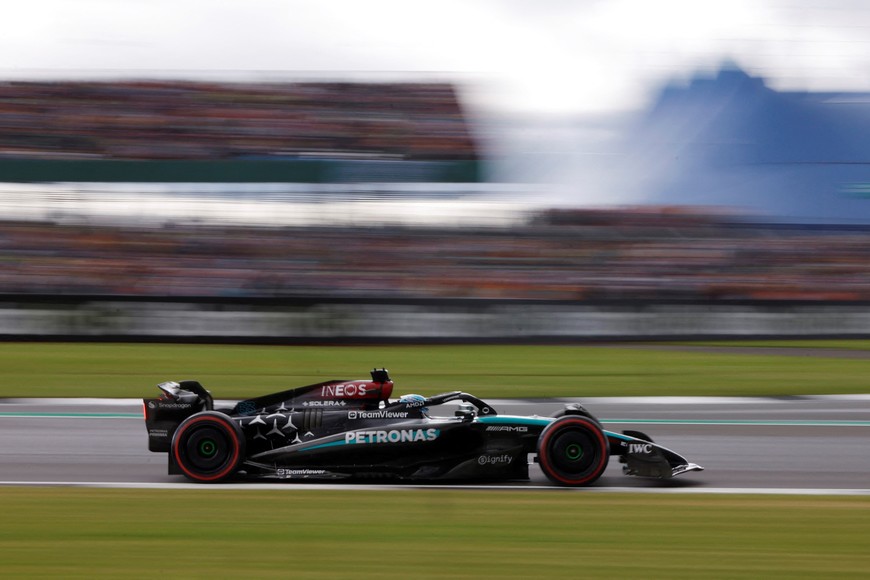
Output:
top-left (143, 381), bottom-right (213, 452)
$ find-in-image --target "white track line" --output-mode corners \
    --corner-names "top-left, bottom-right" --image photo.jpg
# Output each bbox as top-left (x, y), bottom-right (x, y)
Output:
top-left (1, 481), bottom-right (869, 495)
top-left (6, 394), bottom-right (870, 407)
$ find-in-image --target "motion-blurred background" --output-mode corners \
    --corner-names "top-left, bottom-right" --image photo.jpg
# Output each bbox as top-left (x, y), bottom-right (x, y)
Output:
top-left (3, 0), bottom-right (870, 340)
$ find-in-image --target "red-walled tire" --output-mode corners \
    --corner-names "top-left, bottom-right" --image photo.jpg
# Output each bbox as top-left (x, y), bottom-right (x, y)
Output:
top-left (171, 412), bottom-right (245, 483)
top-left (537, 416), bottom-right (609, 487)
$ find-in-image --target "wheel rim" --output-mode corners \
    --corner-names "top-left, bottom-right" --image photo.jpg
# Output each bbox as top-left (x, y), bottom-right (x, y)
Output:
top-left (565, 442), bottom-right (584, 461)
top-left (199, 438), bottom-right (218, 458)
top-left (550, 429), bottom-right (598, 475)
top-left (184, 426), bottom-right (232, 472)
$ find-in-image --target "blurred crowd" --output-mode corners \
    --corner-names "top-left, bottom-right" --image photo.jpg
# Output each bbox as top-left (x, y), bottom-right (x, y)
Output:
top-left (1, 208), bottom-right (868, 301)
top-left (3, 78), bottom-right (866, 303)
top-left (0, 81), bottom-right (477, 161)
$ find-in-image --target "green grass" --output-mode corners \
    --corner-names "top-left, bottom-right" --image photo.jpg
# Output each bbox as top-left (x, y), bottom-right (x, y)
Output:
top-left (1, 341), bottom-right (870, 399)
top-left (3, 345), bottom-right (868, 578)
top-left (670, 339), bottom-right (870, 350)
top-left (0, 488), bottom-right (868, 579)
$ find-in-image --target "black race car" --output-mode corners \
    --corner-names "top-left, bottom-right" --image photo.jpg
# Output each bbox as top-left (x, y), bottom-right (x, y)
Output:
top-left (144, 369), bottom-right (703, 486)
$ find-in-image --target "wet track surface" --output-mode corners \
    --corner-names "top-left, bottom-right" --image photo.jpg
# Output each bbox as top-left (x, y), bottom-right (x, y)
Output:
top-left (1, 396), bottom-right (869, 491)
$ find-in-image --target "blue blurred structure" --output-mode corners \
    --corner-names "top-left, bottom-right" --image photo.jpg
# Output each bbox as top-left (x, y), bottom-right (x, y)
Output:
top-left (625, 65), bottom-right (870, 224)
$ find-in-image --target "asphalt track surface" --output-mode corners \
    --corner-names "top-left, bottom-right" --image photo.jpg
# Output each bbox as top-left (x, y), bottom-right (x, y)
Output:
top-left (1, 396), bottom-right (868, 493)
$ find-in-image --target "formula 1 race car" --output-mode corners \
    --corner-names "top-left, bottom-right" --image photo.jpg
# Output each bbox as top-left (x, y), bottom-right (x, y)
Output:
top-left (143, 369), bottom-right (703, 486)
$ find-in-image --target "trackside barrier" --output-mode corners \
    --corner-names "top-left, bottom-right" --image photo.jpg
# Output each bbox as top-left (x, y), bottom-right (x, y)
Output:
top-left (1, 299), bottom-right (868, 341)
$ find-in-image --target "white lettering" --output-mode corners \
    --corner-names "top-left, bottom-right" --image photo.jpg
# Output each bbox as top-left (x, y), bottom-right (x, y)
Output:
top-left (344, 429), bottom-right (441, 445)
top-left (477, 454), bottom-right (514, 466)
top-left (350, 410), bottom-right (410, 420)
top-left (321, 383), bottom-right (370, 398)
top-left (304, 400), bottom-right (347, 407)
top-left (276, 468), bottom-right (327, 478)
top-left (155, 402), bottom-right (193, 409)
top-left (485, 426), bottom-right (529, 433)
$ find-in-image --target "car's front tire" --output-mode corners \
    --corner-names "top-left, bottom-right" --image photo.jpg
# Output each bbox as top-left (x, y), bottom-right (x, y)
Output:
top-left (171, 411), bottom-right (245, 483)
top-left (537, 416), bottom-right (609, 486)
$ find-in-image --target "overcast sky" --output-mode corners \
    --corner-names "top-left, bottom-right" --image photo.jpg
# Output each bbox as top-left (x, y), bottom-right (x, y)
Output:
top-left (3, 0), bottom-right (870, 116)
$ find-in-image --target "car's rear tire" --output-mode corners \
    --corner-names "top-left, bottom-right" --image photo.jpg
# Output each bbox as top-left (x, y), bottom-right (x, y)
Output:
top-left (537, 416), bottom-right (609, 486)
top-left (171, 411), bottom-right (244, 483)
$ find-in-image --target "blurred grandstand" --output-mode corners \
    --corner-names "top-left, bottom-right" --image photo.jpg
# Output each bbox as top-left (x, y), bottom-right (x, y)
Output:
top-left (1, 76), bottom-right (870, 308)
top-left (1, 207), bottom-right (869, 302)
top-left (0, 80), bottom-right (478, 182)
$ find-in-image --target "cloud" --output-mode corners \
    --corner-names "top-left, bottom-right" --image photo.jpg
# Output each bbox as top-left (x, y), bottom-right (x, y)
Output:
top-left (3, 0), bottom-right (870, 115)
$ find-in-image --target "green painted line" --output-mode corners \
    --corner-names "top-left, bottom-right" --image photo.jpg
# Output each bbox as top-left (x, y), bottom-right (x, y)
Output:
top-left (478, 414), bottom-right (870, 428)
top-left (0, 412), bottom-right (141, 419)
top-left (2, 413), bottom-right (869, 427)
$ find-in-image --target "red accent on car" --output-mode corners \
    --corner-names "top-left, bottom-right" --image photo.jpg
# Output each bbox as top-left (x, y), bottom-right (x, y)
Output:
top-left (318, 380), bottom-right (393, 401)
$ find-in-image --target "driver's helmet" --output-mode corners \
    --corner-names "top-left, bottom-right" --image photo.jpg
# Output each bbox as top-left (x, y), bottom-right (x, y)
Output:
top-left (398, 393), bottom-right (428, 414)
